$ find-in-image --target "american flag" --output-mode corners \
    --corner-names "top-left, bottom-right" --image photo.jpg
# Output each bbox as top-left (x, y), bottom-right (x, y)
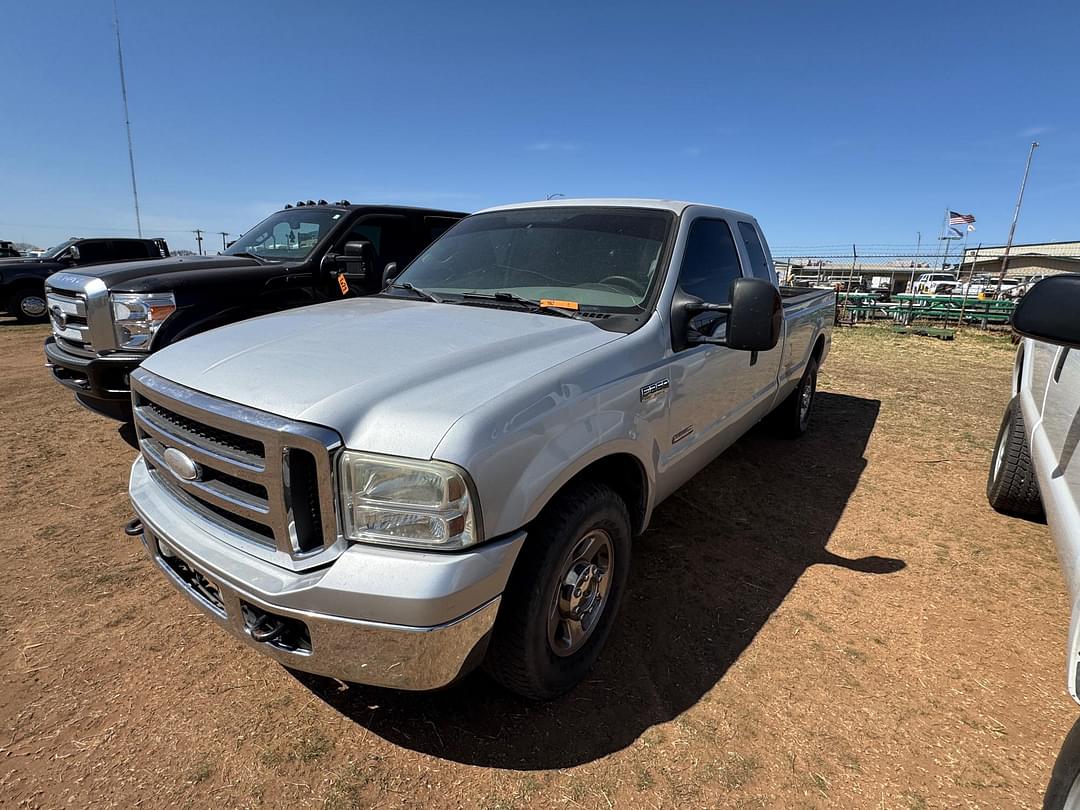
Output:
top-left (949, 211), bottom-right (976, 225)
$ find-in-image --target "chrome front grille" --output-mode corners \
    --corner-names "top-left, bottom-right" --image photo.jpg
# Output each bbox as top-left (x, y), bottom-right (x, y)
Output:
top-left (130, 369), bottom-right (344, 571)
top-left (46, 289), bottom-right (92, 349)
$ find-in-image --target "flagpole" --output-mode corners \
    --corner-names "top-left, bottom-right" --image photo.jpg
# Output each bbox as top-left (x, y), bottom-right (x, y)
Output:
top-left (995, 141), bottom-right (1039, 294)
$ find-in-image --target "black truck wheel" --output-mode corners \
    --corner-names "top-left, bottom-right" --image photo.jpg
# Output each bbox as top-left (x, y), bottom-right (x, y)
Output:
top-left (12, 288), bottom-right (49, 323)
top-left (484, 480), bottom-right (631, 700)
top-left (987, 397), bottom-right (1044, 520)
top-left (772, 358), bottom-right (818, 438)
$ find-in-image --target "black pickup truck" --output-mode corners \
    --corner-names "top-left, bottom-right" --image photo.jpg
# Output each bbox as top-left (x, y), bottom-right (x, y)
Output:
top-left (1, 237), bottom-right (169, 323)
top-left (44, 202), bottom-right (466, 420)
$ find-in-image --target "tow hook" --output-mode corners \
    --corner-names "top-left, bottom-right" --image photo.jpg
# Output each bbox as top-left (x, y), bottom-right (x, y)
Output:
top-left (250, 614), bottom-right (288, 643)
top-left (124, 517), bottom-right (144, 537)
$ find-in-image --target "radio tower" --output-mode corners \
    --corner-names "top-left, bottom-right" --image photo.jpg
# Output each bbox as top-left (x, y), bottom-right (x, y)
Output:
top-left (113, 0), bottom-right (142, 237)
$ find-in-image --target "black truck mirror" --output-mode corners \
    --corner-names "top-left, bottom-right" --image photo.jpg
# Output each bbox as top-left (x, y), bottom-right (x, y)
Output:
top-left (680, 277), bottom-right (782, 353)
top-left (340, 240), bottom-right (373, 279)
top-left (1012, 274), bottom-right (1080, 349)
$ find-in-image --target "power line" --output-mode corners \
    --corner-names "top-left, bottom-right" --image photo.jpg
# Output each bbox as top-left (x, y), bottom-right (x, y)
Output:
top-left (113, 0), bottom-right (142, 238)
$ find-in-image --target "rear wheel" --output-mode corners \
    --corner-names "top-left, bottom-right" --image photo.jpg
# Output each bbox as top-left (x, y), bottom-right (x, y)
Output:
top-left (987, 397), bottom-right (1043, 520)
top-left (772, 358), bottom-right (818, 438)
top-left (12, 288), bottom-right (48, 323)
top-left (484, 481), bottom-right (631, 700)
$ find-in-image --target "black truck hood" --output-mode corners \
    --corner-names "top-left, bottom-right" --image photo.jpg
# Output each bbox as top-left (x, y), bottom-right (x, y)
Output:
top-left (49, 255), bottom-right (299, 293)
top-left (0, 257), bottom-right (64, 274)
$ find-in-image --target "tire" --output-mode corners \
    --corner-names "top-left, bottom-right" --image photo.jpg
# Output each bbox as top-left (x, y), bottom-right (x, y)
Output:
top-left (11, 288), bottom-right (48, 323)
top-left (484, 480), bottom-right (631, 700)
top-left (1044, 717), bottom-right (1080, 809)
top-left (772, 358), bottom-right (818, 439)
top-left (987, 397), bottom-right (1044, 520)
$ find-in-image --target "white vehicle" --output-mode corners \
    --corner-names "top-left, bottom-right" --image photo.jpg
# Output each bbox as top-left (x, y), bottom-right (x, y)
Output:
top-left (912, 272), bottom-right (960, 295)
top-left (987, 274), bottom-right (1080, 807)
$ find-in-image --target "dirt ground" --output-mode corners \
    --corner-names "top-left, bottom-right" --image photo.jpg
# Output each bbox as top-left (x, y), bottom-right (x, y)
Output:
top-left (0, 320), bottom-right (1074, 809)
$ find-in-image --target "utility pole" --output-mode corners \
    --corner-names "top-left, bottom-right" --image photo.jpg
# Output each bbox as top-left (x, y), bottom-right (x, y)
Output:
top-left (995, 140), bottom-right (1040, 293)
top-left (193, 229), bottom-right (204, 255)
top-left (219, 232), bottom-right (229, 251)
top-left (113, 0), bottom-right (142, 237)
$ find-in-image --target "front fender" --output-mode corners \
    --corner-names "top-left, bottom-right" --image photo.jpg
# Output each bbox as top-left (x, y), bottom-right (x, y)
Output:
top-left (434, 322), bottom-right (670, 539)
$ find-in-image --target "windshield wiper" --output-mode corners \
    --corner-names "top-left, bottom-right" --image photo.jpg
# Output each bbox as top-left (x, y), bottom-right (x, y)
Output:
top-left (460, 291), bottom-right (583, 319)
top-left (391, 282), bottom-right (443, 303)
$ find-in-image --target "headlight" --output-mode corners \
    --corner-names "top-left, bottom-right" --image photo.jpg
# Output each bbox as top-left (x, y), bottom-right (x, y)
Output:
top-left (339, 451), bottom-right (480, 550)
top-left (111, 292), bottom-right (176, 350)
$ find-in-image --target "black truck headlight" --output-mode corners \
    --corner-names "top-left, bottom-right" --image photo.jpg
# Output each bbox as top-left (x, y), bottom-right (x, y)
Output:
top-left (339, 451), bottom-right (480, 550)
top-left (111, 293), bottom-right (176, 350)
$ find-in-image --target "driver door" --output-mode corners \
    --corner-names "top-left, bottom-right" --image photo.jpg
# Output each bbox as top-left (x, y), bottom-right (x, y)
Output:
top-left (663, 217), bottom-right (756, 479)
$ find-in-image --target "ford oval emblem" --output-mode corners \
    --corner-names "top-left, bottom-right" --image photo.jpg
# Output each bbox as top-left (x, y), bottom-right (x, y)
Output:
top-left (163, 447), bottom-right (201, 481)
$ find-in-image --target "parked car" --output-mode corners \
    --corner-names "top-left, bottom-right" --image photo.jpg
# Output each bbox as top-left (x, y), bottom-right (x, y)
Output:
top-left (0, 236), bottom-right (168, 323)
top-left (124, 198), bottom-right (835, 699)
top-left (912, 272), bottom-right (960, 295)
top-left (0, 240), bottom-right (21, 258)
top-left (986, 274), bottom-right (1080, 808)
top-left (44, 202), bottom-right (466, 420)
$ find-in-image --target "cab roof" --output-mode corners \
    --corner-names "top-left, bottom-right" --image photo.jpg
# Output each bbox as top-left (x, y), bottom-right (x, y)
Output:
top-left (476, 197), bottom-right (756, 221)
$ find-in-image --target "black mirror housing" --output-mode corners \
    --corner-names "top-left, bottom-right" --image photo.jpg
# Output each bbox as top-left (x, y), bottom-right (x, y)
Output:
top-left (725, 277), bottom-right (783, 351)
top-left (339, 240), bottom-right (373, 279)
top-left (1012, 274), bottom-right (1080, 349)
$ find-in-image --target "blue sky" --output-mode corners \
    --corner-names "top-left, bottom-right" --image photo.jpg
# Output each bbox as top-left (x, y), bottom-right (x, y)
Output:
top-left (2, 1), bottom-right (1077, 254)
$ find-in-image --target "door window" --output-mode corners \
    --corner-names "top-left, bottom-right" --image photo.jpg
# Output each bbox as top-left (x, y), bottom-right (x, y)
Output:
top-left (110, 240), bottom-right (151, 260)
top-left (737, 221), bottom-right (772, 281)
top-left (676, 218), bottom-right (744, 337)
top-left (76, 241), bottom-right (110, 263)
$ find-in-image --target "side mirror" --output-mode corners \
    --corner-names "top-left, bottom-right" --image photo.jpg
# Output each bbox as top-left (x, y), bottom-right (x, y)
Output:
top-left (339, 240), bottom-right (373, 278)
top-left (381, 262), bottom-right (402, 289)
top-left (677, 277), bottom-right (782, 353)
top-left (67, 245), bottom-right (81, 263)
top-left (1012, 274), bottom-right (1080, 349)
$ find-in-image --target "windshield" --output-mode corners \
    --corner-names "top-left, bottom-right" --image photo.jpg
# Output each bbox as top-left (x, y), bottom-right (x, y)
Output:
top-left (394, 207), bottom-right (674, 310)
top-left (42, 239), bottom-right (78, 259)
top-left (224, 209), bottom-right (343, 262)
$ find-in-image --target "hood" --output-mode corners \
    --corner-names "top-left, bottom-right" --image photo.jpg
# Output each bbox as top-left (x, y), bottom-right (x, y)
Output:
top-left (142, 296), bottom-right (623, 458)
top-left (88, 255), bottom-right (265, 287)
top-left (0, 256), bottom-right (62, 270)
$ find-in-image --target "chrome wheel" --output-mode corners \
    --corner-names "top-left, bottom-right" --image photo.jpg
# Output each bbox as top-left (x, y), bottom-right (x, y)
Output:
top-left (1065, 768), bottom-right (1080, 809)
top-left (547, 529), bottom-right (613, 657)
top-left (799, 373), bottom-right (815, 425)
top-left (19, 295), bottom-right (47, 318)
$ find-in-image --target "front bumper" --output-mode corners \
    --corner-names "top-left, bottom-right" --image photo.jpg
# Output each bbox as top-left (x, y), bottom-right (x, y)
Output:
top-left (129, 457), bottom-right (525, 690)
top-left (44, 337), bottom-right (140, 420)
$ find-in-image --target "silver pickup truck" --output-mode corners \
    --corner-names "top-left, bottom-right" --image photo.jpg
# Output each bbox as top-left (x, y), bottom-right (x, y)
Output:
top-left (126, 199), bottom-right (834, 699)
top-left (987, 274), bottom-right (1080, 808)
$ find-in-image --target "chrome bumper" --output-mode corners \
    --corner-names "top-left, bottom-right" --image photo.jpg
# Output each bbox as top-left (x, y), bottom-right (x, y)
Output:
top-left (129, 457), bottom-right (525, 690)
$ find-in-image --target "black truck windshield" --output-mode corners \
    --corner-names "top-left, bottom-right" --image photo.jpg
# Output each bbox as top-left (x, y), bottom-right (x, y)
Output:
top-left (224, 209), bottom-right (343, 262)
top-left (395, 207), bottom-right (673, 311)
top-left (42, 239), bottom-right (78, 259)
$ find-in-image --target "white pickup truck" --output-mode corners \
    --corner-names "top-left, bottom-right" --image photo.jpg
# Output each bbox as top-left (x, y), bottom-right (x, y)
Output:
top-left (987, 274), bottom-right (1080, 807)
top-left (125, 199), bottom-right (835, 699)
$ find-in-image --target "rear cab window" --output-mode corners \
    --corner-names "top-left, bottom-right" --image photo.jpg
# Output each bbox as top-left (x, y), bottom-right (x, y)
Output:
top-left (737, 221), bottom-right (773, 282)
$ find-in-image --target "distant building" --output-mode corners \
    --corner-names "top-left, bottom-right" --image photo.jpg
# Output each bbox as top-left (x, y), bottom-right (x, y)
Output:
top-left (959, 240), bottom-right (1080, 279)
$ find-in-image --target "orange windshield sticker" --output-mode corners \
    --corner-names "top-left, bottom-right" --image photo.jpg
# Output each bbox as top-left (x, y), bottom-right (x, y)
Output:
top-left (540, 299), bottom-right (579, 310)
top-left (338, 274), bottom-right (350, 295)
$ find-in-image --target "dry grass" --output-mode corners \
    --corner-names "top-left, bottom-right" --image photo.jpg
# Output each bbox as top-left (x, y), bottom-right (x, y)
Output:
top-left (0, 319), bottom-right (1073, 808)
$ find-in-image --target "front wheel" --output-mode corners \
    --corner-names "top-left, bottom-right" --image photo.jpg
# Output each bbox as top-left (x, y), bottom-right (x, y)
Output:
top-left (484, 481), bottom-right (631, 700)
top-left (12, 288), bottom-right (48, 323)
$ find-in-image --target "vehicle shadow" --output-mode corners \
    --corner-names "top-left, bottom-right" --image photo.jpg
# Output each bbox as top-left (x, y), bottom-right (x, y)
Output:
top-left (291, 391), bottom-right (904, 769)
